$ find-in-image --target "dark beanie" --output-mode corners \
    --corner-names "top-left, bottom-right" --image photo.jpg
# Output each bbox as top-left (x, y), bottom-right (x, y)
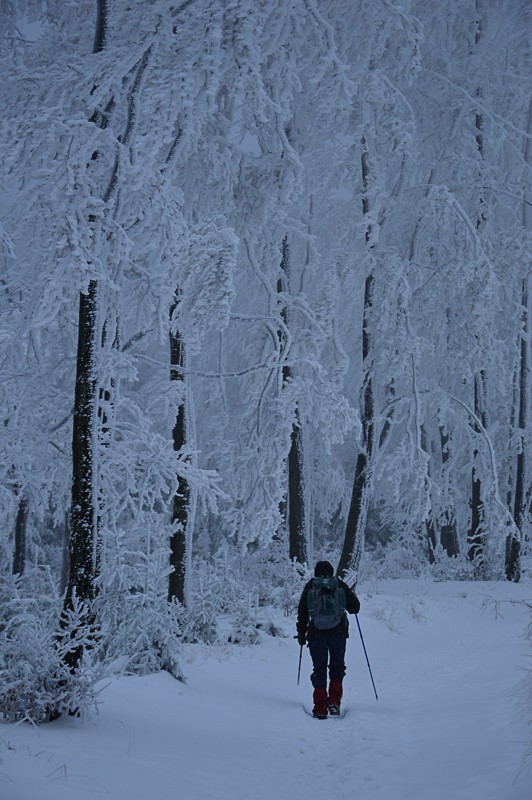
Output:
top-left (314, 560), bottom-right (334, 577)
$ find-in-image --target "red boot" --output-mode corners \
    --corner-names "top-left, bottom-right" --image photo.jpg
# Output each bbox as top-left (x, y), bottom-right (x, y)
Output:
top-left (328, 679), bottom-right (343, 716)
top-left (312, 687), bottom-right (328, 719)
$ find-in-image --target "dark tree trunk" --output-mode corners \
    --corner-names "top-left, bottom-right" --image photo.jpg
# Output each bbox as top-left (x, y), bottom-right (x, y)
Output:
top-left (337, 138), bottom-right (375, 581)
top-left (378, 380), bottom-right (395, 449)
top-left (278, 236), bottom-right (307, 565)
top-left (67, 291), bottom-right (100, 526)
top-left (287, 415), bottom-right (306, 564)
top-left (67, 282), bottom-right (100, 603)
top-left (338, 449), bottom-right (369, 580)
top-left (337, 274), bottom-right (374, 579)
top-left (439, 426), bottom-right (460, 557)
top-left (63, 281), bottom-right (101, 673)
top-left (60, 512), bottom-right (70, 596)
top-left (506, 277), bottom-right (528, 582)
top-left (421, 425), bottom-right (437, 562)
top-left (12, 493), bottom-right (28, 576)
top-left (62, 1), bottom-right (109, 672)
top-left (467, 370), bottom-right (487, 568)
top-left (168, 296), bottom-right (190, 605)
top-left (425, 515), bottom-right (437, 563)
top-left (338, 141), bottom-right (376, 580)
top-left (505, 360), bottom-right (519, 515)
top-left (467, 7), bottom-right (489, 574)
top-left (506, 98), bottom-right (531, 580)
top-left (93, 0), bottom-right (108, 53)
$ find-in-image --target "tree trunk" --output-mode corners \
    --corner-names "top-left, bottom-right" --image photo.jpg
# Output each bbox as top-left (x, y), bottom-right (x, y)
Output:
top-left (505, 360), bottom-right (519, 515)
top-left (92, 0), bottom-right (107, 54)
top-left (506, 97), bottom-right (531, 580)
top-left (439, 426), bottom-right (459, 557)
top-left (467, 4), bottom-right (488, 574)
top-left (67, 281), bottom-right (99, 602)
top-left (63, 281), bottom-right (101, 672)
top-left (506, 277), bottom-right (528, 581)
top-left (67, 282), bottom-right (101, 604)
top-left (337, 273), bottom-right (374, 579)
top-left (60, 511), bottom-right (70, 596)
top-left (339, 449), bottom-right (368, 579)
top-left (62, 1), bottom-right (109, 671)
top-left (421, 425), bottom-right (437, 562)
top-left (467, 370), bottom-right (487, 568)
top-left (278, 236), bottom-right (307, 565)
top-left (168, 295), bottom-right (190, 605)
top-left (12, 492), bottom-right (28, 576)
top-left (287, 415), bottom-right (306, 564)
top-left (337, 140), bottom-right (375, 581)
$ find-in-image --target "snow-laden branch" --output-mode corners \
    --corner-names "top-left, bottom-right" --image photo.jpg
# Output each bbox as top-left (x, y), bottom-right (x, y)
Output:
top-left (447, 392), bottom-right (520, 541)
top-left (425, 68), bottom-right (532, 141)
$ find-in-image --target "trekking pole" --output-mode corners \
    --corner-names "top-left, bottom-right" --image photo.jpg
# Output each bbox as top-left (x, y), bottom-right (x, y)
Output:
top-left (355, 614), bottom-right (378, 700)
top-left (297, 643), bottom-right (303, 686)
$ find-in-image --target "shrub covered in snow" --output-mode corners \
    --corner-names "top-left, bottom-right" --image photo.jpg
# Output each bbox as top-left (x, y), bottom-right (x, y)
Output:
top-left (96, 580), bottom-right (183, 679)
top-left (0, 571), bottom-right (101, 723)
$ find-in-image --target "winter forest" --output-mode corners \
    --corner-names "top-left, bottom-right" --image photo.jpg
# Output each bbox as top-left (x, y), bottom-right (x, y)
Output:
top-left (1, 0), bottom-right (531, 770)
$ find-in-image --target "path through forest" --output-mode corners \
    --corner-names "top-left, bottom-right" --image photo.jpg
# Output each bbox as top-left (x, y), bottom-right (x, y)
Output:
top-left (1, 579), bottom-right (530, 800)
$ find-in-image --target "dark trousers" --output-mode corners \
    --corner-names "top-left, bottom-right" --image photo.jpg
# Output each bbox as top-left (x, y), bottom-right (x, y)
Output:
top-left (308, 634), bottom-right (347, 688)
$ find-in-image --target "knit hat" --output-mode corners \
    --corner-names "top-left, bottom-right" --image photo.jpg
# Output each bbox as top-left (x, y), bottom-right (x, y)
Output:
top-left (314, 560), bottom-right (334, 577)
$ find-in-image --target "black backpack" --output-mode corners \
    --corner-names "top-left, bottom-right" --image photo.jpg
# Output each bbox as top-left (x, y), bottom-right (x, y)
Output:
top-left (307, 576), bottom-right (346, 630)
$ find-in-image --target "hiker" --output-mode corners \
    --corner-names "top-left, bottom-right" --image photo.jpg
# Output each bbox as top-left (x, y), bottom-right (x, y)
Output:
top-left (297, 560), bottom-right (361, 719)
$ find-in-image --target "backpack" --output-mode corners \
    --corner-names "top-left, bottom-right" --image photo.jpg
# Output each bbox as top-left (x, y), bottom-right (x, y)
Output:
top-left (306, 576), bottom-right (346, 630)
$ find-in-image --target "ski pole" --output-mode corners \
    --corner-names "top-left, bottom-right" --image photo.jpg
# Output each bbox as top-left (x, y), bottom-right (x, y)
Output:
top-left (355, 614), bottom-right (378, 700)
top-left (297, 643), bottom-right (303, 686)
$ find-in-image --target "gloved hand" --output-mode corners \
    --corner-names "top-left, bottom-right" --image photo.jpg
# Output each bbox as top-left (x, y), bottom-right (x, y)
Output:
top-left (297, 633), bottom-right (306, 647)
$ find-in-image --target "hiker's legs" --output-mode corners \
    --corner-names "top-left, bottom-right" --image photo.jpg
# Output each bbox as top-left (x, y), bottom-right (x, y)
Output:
top-left (308, 638), bottom-right (328, 689)
top-left (308, 638), bottom-right (329, 717)
top-left (328, 679), bottom-right (343, 707)
top-left (327, 634), bottom-right (347, 682)
top-left (327, 635), bottom-right (347, 708)
top-left (312, 686), bottom-right (328, 718)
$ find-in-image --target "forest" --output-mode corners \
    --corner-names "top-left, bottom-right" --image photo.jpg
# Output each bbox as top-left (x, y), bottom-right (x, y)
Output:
top-left (0, 0), bottom-right (530, 724)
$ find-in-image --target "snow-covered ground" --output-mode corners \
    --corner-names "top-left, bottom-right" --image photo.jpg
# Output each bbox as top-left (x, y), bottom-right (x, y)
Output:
top-left (1, 579), bottom-right (530, 800)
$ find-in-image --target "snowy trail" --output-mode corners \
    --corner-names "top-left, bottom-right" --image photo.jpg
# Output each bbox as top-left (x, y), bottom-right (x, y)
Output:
top-left (1, 580), bottom-right (530, 800)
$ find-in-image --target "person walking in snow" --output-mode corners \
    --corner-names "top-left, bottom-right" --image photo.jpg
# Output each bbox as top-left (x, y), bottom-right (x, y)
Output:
top-left (297, 560), bottom-right (360, 719)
